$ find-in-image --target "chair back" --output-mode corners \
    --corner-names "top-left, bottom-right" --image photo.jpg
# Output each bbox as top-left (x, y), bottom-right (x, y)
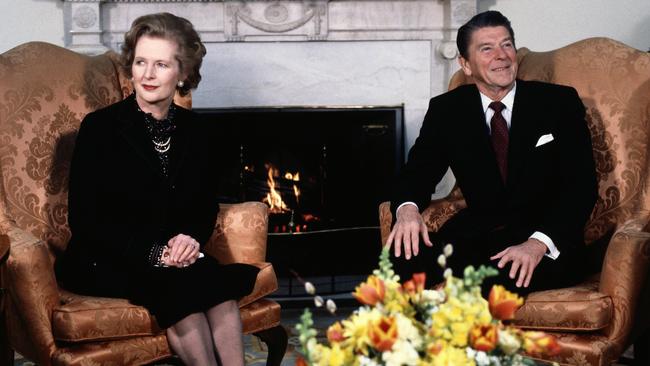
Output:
top-left (0, 42), bottom-right (191, 256)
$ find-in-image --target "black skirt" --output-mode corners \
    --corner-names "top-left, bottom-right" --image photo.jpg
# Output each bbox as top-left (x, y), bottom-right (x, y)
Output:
top-left (127, 255), bottom-right (260, 329)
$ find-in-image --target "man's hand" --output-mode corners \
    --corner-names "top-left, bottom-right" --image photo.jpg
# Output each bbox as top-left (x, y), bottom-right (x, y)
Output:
top-left (385, 204), bottom-right (433, 259)
top-left (490, 239), bottom-right (547, 288)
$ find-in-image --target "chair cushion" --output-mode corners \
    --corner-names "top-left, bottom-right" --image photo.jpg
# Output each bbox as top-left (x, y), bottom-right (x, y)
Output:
top-left (53, 262), bottom-right (279, 342)
top-left (241, 298), bottom-right (282, 334)
top-left (512, 278), bottom-right (613, 332)
top-left (53, 292), bottom-right (160, 343)
top-left (52, 334), bottom-right (172, 366)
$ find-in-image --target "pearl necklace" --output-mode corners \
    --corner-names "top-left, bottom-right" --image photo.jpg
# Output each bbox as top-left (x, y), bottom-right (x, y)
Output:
top-left (152, 137), bottom-right (171, 153)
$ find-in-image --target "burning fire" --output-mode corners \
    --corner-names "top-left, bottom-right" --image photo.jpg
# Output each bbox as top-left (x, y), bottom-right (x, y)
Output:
top-left (263, 164), bottom-right (301, 214)
top-left (286, 172), bottom-right (301, 206)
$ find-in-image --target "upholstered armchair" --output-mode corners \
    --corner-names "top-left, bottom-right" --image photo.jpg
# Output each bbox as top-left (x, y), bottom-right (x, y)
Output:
top-left (380, 37), bottom-right (650, 366)
top-left (0, 42), bottom-right (287, 365)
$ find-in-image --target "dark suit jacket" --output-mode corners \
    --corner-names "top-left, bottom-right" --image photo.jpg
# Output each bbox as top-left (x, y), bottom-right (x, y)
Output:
top-left (57, 95), bottom-right (221, 298)
top-left (392, 79), bottom-right (598, 252)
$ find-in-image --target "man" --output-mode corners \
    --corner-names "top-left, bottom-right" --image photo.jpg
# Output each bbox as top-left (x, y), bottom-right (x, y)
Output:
top-left (386, 11), bottom-right (597, 294)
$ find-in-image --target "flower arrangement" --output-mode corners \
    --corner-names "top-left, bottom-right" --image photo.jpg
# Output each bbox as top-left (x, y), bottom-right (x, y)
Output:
top-left (295, 247), bottom-right (560, 366)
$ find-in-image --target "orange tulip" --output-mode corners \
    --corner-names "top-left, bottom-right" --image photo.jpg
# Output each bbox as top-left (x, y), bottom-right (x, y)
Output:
top-left (522, 331), bottom-right (561, 357)
top-left (327, 322), bottom-right (345, 343)
top-left (295, 356), bottom-right (309, 366)
top-left (353, 275), bottom-right (385, 306)
top-left (469, 324), bottom-right (499, 352)
top-left (402, 272), bottom-right (426, 295)
top-left (368, 316), bottom-right (398, 352)
top-left (488, 285), bottom-right (524, 320)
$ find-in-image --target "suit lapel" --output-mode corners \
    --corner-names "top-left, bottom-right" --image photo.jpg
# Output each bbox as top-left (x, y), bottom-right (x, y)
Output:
top-left (507, 80), bottom-right (539, 189)
top-left (117, 96), bottom-right (161, 176)
top-left (168, 107), bottom-right (193, 183)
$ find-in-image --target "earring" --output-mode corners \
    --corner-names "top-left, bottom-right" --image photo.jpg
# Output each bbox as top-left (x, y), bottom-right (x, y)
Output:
top-left (177, 80), bottom-right (184, 88)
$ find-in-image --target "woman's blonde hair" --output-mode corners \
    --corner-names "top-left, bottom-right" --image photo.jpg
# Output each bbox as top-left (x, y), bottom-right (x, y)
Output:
top-left (121, 12), bottom-right (206, 96)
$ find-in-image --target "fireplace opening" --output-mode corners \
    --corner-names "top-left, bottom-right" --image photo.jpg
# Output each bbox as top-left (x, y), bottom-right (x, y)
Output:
top-left (197, 106), bottom-right (404, 296)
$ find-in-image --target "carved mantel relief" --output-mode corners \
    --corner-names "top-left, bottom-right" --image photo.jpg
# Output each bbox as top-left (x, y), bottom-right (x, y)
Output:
top-left (225, 1), bottom-right (328, 41)
top-left (62, 1), bottom-right (475, 57)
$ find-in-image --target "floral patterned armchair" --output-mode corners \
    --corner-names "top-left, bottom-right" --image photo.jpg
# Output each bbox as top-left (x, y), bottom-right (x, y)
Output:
top-left (380, 37), bottom-right (650, 366)
top-left (0, 42), bottom-right (287, 365)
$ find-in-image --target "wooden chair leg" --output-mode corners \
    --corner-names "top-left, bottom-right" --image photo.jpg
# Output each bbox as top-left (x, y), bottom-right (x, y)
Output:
top-left (634, 328), bottom-right (649, 366)
top-left (254, 325), bottom-right (288, 366)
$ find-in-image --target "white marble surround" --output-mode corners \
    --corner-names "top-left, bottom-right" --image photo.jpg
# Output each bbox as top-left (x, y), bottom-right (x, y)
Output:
top-left (63, 0), bottom-right (476, 195)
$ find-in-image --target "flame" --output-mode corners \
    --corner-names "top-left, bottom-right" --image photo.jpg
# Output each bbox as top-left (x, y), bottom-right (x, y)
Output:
top-left (263, 166), bottom-right (289, 213)
top-left (262, 165), bottom-right (301, 213)
top-left (293, 184), bottom-right (301, 205)
top-left (284, 172), bottom-right (300, 181)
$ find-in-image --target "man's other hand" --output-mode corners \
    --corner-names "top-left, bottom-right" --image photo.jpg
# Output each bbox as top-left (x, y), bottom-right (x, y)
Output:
top-left (490, 238), bottom-right (547, 288)
top-left (385, 204), bottom-right (433, 259)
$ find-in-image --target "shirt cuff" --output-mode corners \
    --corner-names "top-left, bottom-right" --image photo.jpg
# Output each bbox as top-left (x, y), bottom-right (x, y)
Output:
top-left (530, 231), bottom-right (560, 260)
top-left (396, 202), bottom-right (419, 215)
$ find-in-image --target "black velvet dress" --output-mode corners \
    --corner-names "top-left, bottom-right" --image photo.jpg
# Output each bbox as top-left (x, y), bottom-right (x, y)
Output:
top-left (57, 94), bottom-right (259, 328)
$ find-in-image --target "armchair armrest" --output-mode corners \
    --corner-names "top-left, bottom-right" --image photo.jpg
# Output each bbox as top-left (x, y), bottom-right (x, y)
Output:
top-left (204, 202), bottom-right (279, 307)
top-left (2, 225), bottom-right (59, 365)
top-left (379, 187), bottom-right (467, 245)
top-left (205, 202), bottom-right (269, 264)
top-left (599, 217), bottom-right (650, 352)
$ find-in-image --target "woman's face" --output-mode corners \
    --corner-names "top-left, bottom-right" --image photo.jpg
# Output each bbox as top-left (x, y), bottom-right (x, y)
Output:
top-left (131, 35), bottom-right (184, 115)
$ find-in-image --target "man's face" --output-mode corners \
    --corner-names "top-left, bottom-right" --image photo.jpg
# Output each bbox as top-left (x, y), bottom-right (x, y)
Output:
top-left (458, 26), bottom-right (517, 100)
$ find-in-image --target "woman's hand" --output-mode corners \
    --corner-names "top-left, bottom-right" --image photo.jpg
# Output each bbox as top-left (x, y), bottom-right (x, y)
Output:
top-left (162, 234), bottom-right (201, 268)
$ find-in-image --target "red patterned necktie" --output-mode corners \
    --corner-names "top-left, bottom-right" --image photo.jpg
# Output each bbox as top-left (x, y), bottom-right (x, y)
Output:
top-left (489, 101), bottom-right (509, 183)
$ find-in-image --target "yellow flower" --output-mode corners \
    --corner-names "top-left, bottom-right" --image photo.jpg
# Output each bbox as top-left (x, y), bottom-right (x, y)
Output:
top-left (488, 285), bottom-right (524, 320)
top-left (368, 315), bottom-right (398, 352)
top-left (432, 345), bottom-right (475, 366)
top-left (326, 344), bottom-right (346, 366)
top-left (450, 321), bottom-right (471, 347)
top-left (310, 344), bottom-right (347, 366)
top-left (342, 308), bottom-right (379, 353)
top-left (469, 323), bottom-right (498, 352)
top-left (353, 275), bottom-right (385, 306)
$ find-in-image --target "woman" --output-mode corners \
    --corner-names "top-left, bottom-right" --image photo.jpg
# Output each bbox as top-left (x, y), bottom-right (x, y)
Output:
top-left (56, 13), bottom-right (259, 366)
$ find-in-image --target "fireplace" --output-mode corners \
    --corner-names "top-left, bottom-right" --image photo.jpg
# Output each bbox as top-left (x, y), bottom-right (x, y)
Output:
top-left (197, 106), bottom-right (403, 292)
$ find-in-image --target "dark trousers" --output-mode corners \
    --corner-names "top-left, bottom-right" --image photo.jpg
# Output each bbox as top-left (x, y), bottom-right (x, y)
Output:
top-left (390, 226), bottom-right (583, 297)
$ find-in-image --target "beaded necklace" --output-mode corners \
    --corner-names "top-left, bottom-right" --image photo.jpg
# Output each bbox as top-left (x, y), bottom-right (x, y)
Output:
top-left (136, 98), bottom-right (177, 178)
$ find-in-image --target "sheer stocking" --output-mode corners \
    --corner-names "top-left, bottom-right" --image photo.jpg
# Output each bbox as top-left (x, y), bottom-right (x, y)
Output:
top-left (206, 300), bottom-right (245, 366)
top-left (166, 312), bottom-right (218, 366)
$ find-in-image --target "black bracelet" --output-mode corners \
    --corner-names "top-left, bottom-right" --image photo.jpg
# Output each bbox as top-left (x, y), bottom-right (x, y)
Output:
top-left (148, 244), bottom-right (166, 267)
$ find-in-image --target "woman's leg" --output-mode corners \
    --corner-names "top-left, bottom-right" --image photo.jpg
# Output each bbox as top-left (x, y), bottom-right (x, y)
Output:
top-left (166, 312), bottom-right (218, 366)
top-left (205, 300), bottom-right (245, 366)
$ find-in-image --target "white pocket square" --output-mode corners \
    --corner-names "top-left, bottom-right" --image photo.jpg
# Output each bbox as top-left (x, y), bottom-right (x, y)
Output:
top-left (535, 133), bottom-right (554, 147)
